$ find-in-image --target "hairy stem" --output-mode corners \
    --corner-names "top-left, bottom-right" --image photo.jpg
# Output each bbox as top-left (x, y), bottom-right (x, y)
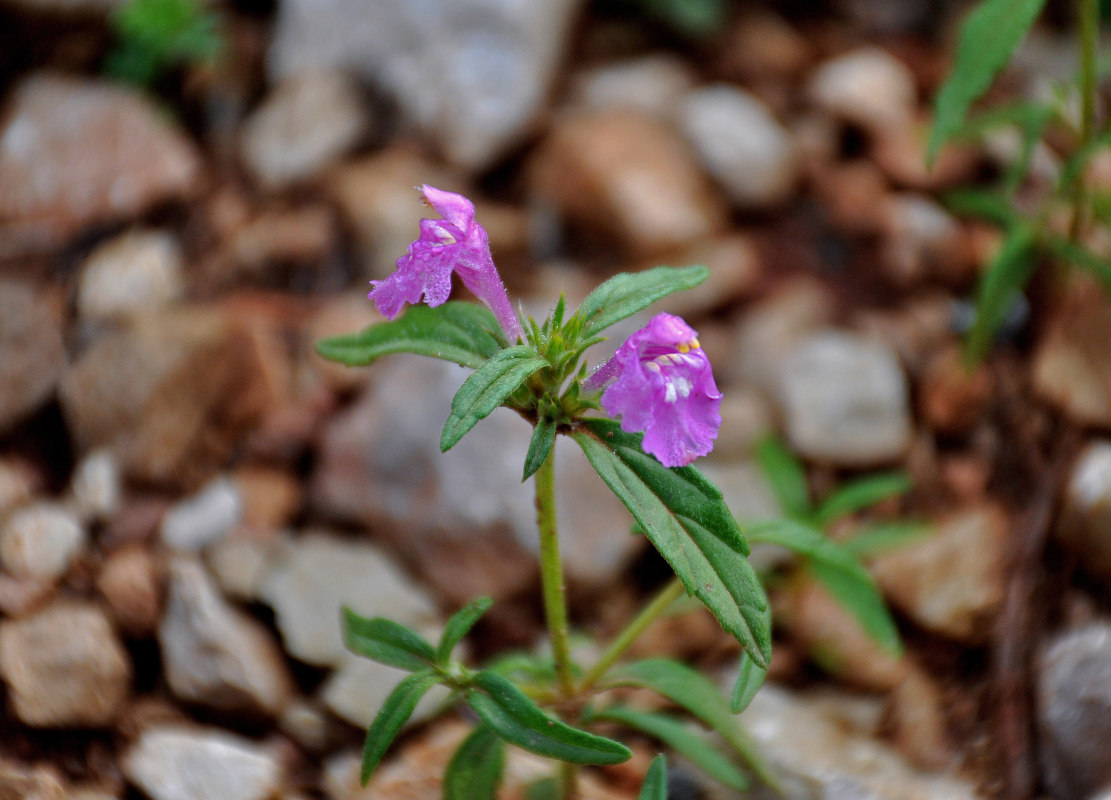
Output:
top-left (1071, 0), bottom-right (1099, 240)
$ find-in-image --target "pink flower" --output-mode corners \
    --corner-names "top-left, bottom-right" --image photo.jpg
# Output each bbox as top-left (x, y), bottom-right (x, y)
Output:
top-left (586, 313), bottom-right (722, 467)
top-left (368, 186), bottom-right (522, 341)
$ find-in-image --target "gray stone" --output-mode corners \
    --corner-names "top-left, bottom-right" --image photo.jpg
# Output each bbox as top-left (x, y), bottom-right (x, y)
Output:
top-left (1037, 624), bottom-right (1111, 800)
top-left (1057, 441), bottom-right (1111, 580)
top-left (268, 0), bottom-right (580, 170)
top-left (77, 230), bottom-right (185, 323)
top-left (124, 726), bottom-right (280, 800)
top-left (0, 281), bottom-right (66, 434)
top-left (678, 84), bottom-right (797, 209)
top-left (160, 558), bottom-right (293, 716)
top-left (0, 602), bottom-right (130, 727)
top-left (160, 476), bottom-right (244, 552)
top-left (881, 194), bottom-right (962, 284)
top-left (70, 448), bottom-right (122, 524)
top-left (779, 331), bottom-right (912, 466)
top-left (0, 502), bottom-right (86, 582)
top-left (239, 71), bottom-right (369, 190)
top-left (567, 55), bottom-right (697, 118)
top-left (207, 533), bottom-right (281, 602)
top-left (259, 533), bottom-right (437, 667)
top-left (807, 47), bottom-right (917, 133)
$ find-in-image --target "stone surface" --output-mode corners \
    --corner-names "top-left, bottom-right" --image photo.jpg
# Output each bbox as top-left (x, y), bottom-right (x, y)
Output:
top-left (0, 602), bottom-right (130, 727)
top-left (1057, 441), bottom-right (1111, 579)
top-left (0, 761), bottom-right (65, 800)
top-left (0, 281), bottom-right (66, 434)
top-left (678, 84), bottom-right (797, 209)
top-left (0, 74), bottom-right (203, 255)
top-left (567, 54), bottom-right (697, 118)
top-left (530, 109), bottom-right (727, 257)
top-left (881, 194), bottom-right (963, 285)
top-left (0, 502), bottom-right (86, 582)
top-left (651, 233), bottom-right (764, 318)
top-left (160, 476), bottom-right (244, 552)
top-left (1037, 624), bottom-right (1111, 800)
top-left (779, 331), bottom-right (913, 466)
top-left (97, 546), bottom-right (162, 636)
top-left (0, 459), bottom-right (34, 519)
top-left (1033, 282), bottom-right (1111, 427)
top-left (207, 533), bottom-right (280, 602)
top-left (239, 71), bottom-right (369, 190)
top-left (872, 505), bottom-right (1008, 642)
top-left (160, 558), bottom-right (293, 716)
top-left (77, 230), bottom-right (185, 323)
top-left (259, 533), bottom-right (438, 667)
top-left (124, 726), bottom-right (280, 800)
top-left (807, 47), bottom-right (917, 133)
top-left (268, 0), bottom-right (580, 170)
top-left (70, 448), bottom-right (123, 524)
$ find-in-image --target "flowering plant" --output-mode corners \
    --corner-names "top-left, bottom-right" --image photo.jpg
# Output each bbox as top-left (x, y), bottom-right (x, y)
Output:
top-left (317, 186), bottom-right (774, 798)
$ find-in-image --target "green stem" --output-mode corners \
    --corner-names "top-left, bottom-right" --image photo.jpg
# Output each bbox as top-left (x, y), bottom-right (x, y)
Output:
top-left (535, 449), bottom-right (576, 699)
top-left (579, 577), bottom-right (685, 693)
top-left (1071, 0), bottom-right (1099, 240)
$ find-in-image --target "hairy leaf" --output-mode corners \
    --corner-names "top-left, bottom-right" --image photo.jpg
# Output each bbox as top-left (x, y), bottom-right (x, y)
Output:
top-left (523, 416), bottom-right (558, 481)
top-left (814, 472), bottom-right (911, 526)
top-left (639, 754), bottom-right (668, 800)
top-left (754, 436), bottom-right (811, 519)
top-left (342, 608), bottom-right (435, 671)
top-left (965, 222), bottom-right (1037, 363)
top-left (359, 670), bottom-right (441, 784)
top-left (437, 596), bottom-right (494, 666)
top-left (577, 266), bottom-right (709, 338)
top-left (443, 725), bottom-right (505, 800)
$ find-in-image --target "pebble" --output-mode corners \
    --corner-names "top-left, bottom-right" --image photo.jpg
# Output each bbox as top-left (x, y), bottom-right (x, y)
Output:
top-left (881, 194), bottom-right (962, 285)
top-left (872, 505), bottom-right (1008, 642)
top-left (207, 533), bottom-right (280, 602)
top-left (779, 331), bottom-right (913, 466)
top-left (160, 558), bottom-right (293, 716)
top-left (239, 71), bottom-right (369, 191)
top-left (0, 74), bottom-right (202, 255)
top-left (232, 466), bottom-right (303, 532)
top-left (567, 55), bottom-right (697, 118)
top-left (0, 459), bottom-right (34, 519)
top-left (0, 602), bottom-right (130, 727)
top-left (1037, 624), bottom-right (1111, 800)
top-left (97, 546), bottom-right (162, 637)
top-left (0, 280), bottom-right (66, 434)
top-left (917, 346), bottom-right (994, 436)
top-left (0, 761), bottom-right (65, 800)
top-left (807, 47), bottom-right (917, 133)
top-left (651, 233), bottom-right (764, 319)
top-left (1057, 441), bottom-right (1111, 580)
top-left (160, 476), bottom-right (244, 552)
top-left (677, 84), bottom-right (797, 209)
top-left (124, 726), bottom-right (281, 800)
top-left (0, 502), bottom-right (86, 582)
top-left (717, 11), bottom-right (811, 82)
top-left (70, 448), bottom-right (123, 523)
top-left (76, 230), bottom-right (185, 323)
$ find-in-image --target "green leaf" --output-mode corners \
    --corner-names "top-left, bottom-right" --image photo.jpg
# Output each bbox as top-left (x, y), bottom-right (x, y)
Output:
top-left (464, 671), bottom-right (632, 765)
top-left (443, 725), bottom-right (505, 800)
top-left (1044, 235), bottom-right (1111, 294)
top-left (359, 670), bottom-right (441, 785)
top-left (577, 265), bottom-right (709, 338)
top-left (436, 596), bottom-right (494, 666)
top-left (965, 222), bottom-right (1037, 363)
top-left (746, 519), bottom-right (902, 654)
top-left (639, 754), bottom-right (668, 800)
top-left (589, 706), bottom-right (747, 790)
top-left (731, 650), bottom-right (767, 715)
top-left (523, 416), bottom-right (558, 481)
top-left (927, 0), bottom-right (1048, 165)
top-left (754, 436), bottom-right (811, 519)
top-left (573, 419), bottom-right (770, 667)
top-left (943, 189), bottom-right (1020, 227)
top-left (842, 522), bottom-right (930, 558)
top-left (440, 345), bottom-right (549, 452)
top-left (342, 607), bottom-right (435, 671)
top-left (315, 302), bottom-right (504, 370)
top-left (814, 472), bottom-right (911, 527)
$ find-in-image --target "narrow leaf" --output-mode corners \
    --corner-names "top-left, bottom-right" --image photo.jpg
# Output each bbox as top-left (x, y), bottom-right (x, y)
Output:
top-left (443, 725), bottom-right (505, 800)
top-left (359, 670), bottom-right (441, 785)
top-left (590, 706), bottom-right (747, 790)
top-left (440, 345), bottom-right (549, 452)
top-left (437, 596), bottom-right (494, 666)
top-left (731, 649), bottom-right (768, 714)
top-left (842, 522), bottom-right (929, 558)
top-left (639, 755), bottom-right (668, 800)
top-left (578, 265), bottom-right (709, 338)
top-left (928, 0), bottom-right (1048, 165)
top-left (523, 416), bottom-right (557, 481)
top-left (814, 472), bottom-right (911, 527)
top-left (965, 222), bottom-right (1037, 363)
top-left (943, 189), bottom-right (1020, 227)
top-left (1044, 236), bottom-right (1111, 294)
top-left (464, 671), bottom-right (632, 765)
top-left (754, 436), bottom-right (811, 519)
top-left (342, 607), bottom-right (435, 671)
top-left (316, 302), bottom-right (503, 370)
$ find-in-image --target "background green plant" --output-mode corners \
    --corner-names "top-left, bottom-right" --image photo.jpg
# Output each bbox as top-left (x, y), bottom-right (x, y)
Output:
top-left (104, 0), bottom-right (224, 89)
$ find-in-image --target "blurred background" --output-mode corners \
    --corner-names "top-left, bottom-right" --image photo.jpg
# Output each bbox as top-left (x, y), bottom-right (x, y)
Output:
top-left (1, 0), bottom-right (1110, 798)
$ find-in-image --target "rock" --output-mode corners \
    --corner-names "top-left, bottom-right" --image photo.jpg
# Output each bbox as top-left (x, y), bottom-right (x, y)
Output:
top-left (268, 0), bottom-right (580, 170)
top-left (1058, 441), bottom-right (1111, 580)
top-left (0, 459), bottom-right (35, 519)
top-left (811, 159), bottom-right (892, 235)
top-left (708, 386), bottom-right (775, 459)
top-left (233, 467), bottom-right (302, 532)
top-left (873, 117), bottom-right (979, 190)
top-left (1033, 282), bottom-right (1111, 427)
top-left (160, 476), bottom-right (244, 552)
top-left (77, 230), bottom-right (185, 323)
top-left (779, 331), bottom-right (913, 466)
top-left (740, 685), bottom-right (983, 800)
top-left (0, 502), bottom-right (86, 582)
top-left (160, 558), bottom-right (293, 716)
top-left (0, 602), bottom-right (130, 727)
top-left (0, 281), bottom-right (66, 434)
top-left (917, 346), bottom-right (993, 436)
top-left (717, 11), bottom-right (811, 82)
top-left (278, 699), bottom-right (330, 753)
top-left (881, 194), bottom-right (963, 285)
top-left (207, 533), bottom-right (280, 602)
top-left (1037, 624), bottom-right (1111, 800)
top-left (97, 546), bottom-right (162, 636)
top-left (888, 666), bottom-right (955, 770)
top-left (567, 55), bottom-right (697, 118)
top-left (530, 109), bottom-right (728, 257)
top-left (124, 726), bottom-right (280, 800)
top-left (259, 533), bottom-right (438, 667)
top-left (70, 448), bottom-right (123, 524)
top-left (650, 233), bottom-right (763, 319)
top-left (0, 74), bottom-right (203, 255)
top-left (807, 47), bottom-right (917, 133)
top-left (872, 505), bottom-right (1008, 642)
top-left (677, 84), bottom-right (797, 209)
top-left (0, 573), bottom-right (53, 618)
top-left (225, 206), bottom-right (337, 278)
top-left (322, 654), bottom-right (450, 730)
top-left (239, 71), bottom-right (369, 191)
top-left (0, 761), bottom-right (65, 800)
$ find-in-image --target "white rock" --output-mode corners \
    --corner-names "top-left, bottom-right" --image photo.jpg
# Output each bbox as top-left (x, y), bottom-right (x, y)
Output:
top-left (0, 502), bottom-right (86, 581)
top-left (70, 448), bottom-right (122, 523)
top-left (0, 460), bottom-right (33, 520)
top-left (779, 331), bottom-right (912, 465)
top-left (567, 55), bottom-right (697, 118)
top-left (160, 476), bottom-right (243, 552)
top-left (1057, 441), bottom-right (1111, 580)
top-left (678, 84), bottom-right (797, 209)
top-left (808, 47), bottom-right (917, 132)
top-left (207, 534), bottom-right (280, 602)
top-left (239, 71), bottom-right (369, 191)
top-left (77, 230), bottom-right (184, 322)
top-left (882, 194), bottom-right (961, 284)
top-left (124, 726), bottom-right (280, 800)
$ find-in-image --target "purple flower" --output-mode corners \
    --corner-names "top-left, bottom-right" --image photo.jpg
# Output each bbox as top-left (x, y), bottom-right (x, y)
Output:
top-left (586, 313), bottom-right (722, 467)
top-left (368, 185), bottom-right (522, 341)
